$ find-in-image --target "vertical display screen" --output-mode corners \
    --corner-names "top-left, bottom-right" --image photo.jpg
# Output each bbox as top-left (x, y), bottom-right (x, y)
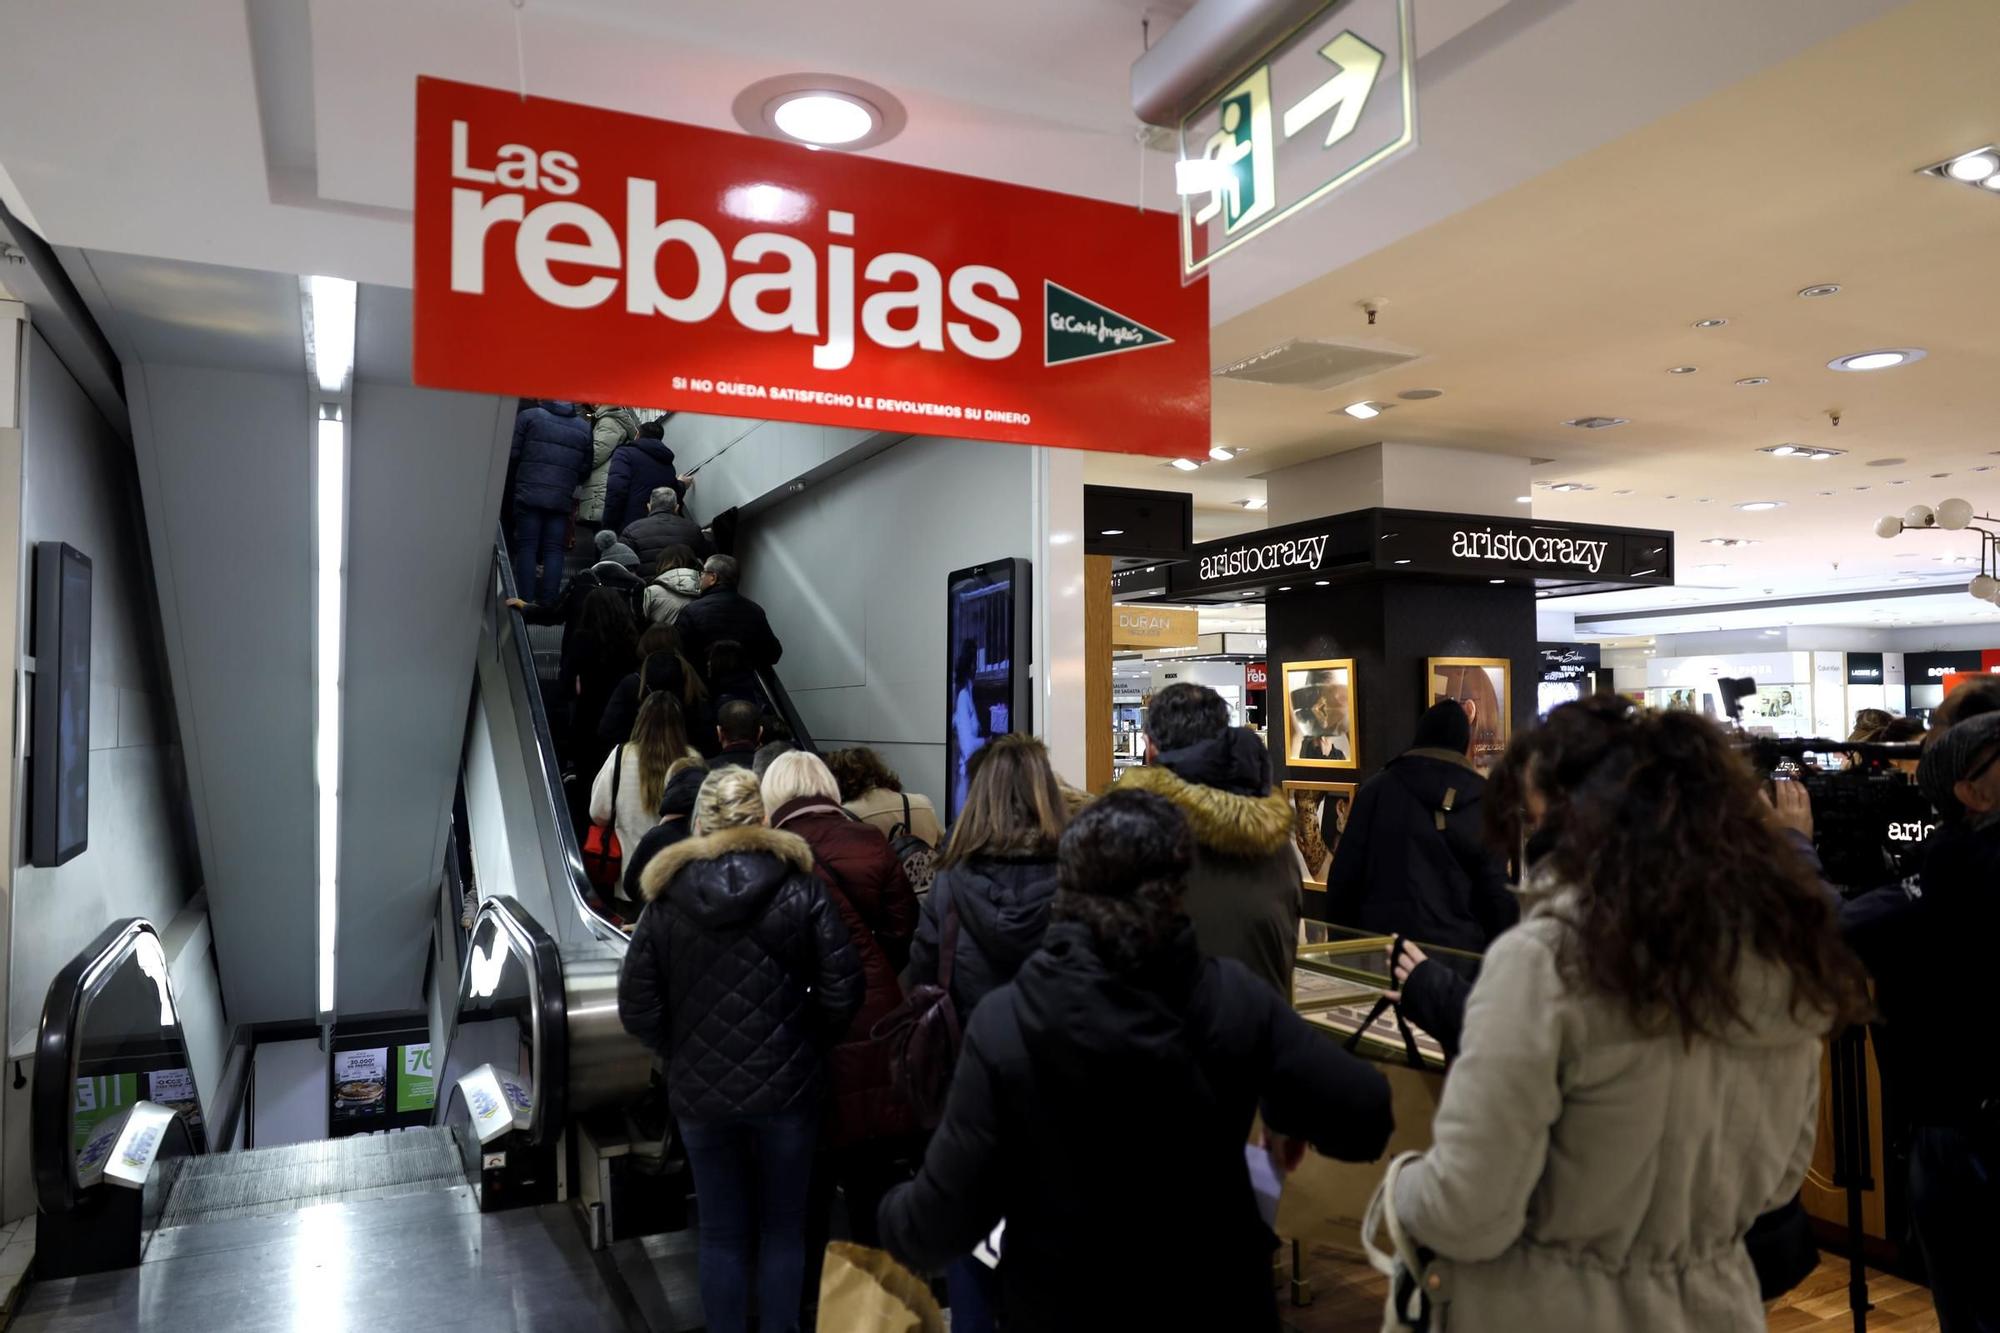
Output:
top-left (32, 542), bottom-right (92, 867)
top-left (946, 559), bottom-right (1030, 824)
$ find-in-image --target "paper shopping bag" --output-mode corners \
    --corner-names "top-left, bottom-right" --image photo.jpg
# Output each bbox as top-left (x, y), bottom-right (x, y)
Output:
top-left (816, 1242), bottom-right (946, 1333)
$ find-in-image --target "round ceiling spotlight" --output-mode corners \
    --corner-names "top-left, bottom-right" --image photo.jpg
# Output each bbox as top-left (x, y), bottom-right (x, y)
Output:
top-left (1797, 284), bottom-right (1842, 298)
top-left (1945, 151), bottom-right (2000, 182)
top-left (1692, 318), bottom-right (1728, 329)
top-left (733, 74), bottom-right (907, 151)
top-left (1735, 500), bottom-right (1785, 512)
top-left (1667, 365), bottom-right (1698, 375)
top-left (1733, 377), bottom-right (1770, 388)
top-left (1396, 388), bottom-right (1444, 400)
top-left (1829, 348), bottom-right (1927, 372)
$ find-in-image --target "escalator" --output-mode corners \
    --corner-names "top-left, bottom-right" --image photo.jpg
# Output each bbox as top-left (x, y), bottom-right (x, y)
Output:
top-left (18, 896), bottom-right (672, 1330)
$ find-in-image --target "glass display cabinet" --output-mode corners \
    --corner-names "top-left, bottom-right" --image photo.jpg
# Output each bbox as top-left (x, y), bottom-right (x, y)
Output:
top-left (1293, 922), bottom-right (1484, 1070)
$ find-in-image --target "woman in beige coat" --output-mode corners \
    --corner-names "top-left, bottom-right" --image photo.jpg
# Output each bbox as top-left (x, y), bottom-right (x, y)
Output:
top-left (1392, 698), bottom-right (1869, 1333)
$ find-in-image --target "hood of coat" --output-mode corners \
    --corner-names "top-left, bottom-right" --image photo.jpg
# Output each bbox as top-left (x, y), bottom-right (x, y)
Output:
top-left (631, 437), bottom-right (678, 471)
top-left (639, 825), bottom-right (815, 924)
top-left (596, 406), bottom-right (639, 438)
top-left (1010, 922), bottom-right (1213, 1092)
top-left (944, 855), bottom-right (1060, 969)
top-left (593, 562), bottom-right (644, 590)
top-left (1153, 727), bottom-right (1272, 797)
top-left (1112, 763), bottom-right (1293, 859)
top-left (654, 567), bottom-right (704, 597)
top-left (1385, 749), bottom-right (1486, 808)
top-left (539, 400), bottom-right (579, 416)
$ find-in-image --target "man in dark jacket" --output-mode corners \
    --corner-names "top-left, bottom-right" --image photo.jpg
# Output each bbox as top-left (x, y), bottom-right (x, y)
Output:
top-left (677, 554), bottom-right (784, 671)
top-left (621, 487), bottom-right (710, 568)
top-left (509, 400), bottom-right (593, 604)
top-left (1323, 701), bottom-right (1517, 953)
top-left (618, 762), bottom-right (708, 905)
top-left (879, 790), bottom-right (1393, 1333)
top-left (1110, 683), bottom-right (1300, 995)
top-left (708, 699), bottom-right (763, 769)
top-left (602, 418), bottom-right (687, 533)
top-left (1842, 711), bottom-right (2000, 1331)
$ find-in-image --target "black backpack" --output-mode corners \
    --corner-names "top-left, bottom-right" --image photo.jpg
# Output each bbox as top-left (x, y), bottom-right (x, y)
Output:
top-left (888, 793), bottom-right (938, 895)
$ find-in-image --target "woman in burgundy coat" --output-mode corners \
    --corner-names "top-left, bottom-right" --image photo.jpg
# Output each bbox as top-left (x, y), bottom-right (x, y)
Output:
top-left (762, 750), bottom-right (920, 1253)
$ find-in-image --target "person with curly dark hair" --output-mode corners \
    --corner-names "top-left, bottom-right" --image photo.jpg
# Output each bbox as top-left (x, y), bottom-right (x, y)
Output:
top-left (826, 746), bottom-right (942, 848)
top-left (878, 789), bottom-right (1392, 1333)
top-left (1387, 697), bottom-right (1870, 1332)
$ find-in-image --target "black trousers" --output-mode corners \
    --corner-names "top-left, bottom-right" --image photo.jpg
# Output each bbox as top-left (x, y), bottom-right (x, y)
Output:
top-left (1909, 1124), bottom-right (2000, 1333)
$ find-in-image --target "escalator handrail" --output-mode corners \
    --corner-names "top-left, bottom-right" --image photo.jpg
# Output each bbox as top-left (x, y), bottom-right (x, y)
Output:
top-left (491, 526), bottom-right (627, 950)
top-left (754, 663), bottom-right (817, 755)
top-left (31, 918), bottom-right (192, 1216)
top-left (444, 895), bottom-right (569, 1147)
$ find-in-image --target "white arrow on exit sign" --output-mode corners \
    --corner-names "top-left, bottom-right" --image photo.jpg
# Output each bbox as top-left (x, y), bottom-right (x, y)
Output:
top-left (1281, 32), bottom-right (1385, 148)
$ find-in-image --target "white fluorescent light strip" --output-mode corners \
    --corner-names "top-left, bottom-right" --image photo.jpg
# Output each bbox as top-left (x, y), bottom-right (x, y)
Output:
top-left (308, 276), bottom-right (357, 393)
top-left (316, 414), bottom-right (344, 1018)
top-left (305, 274), bottom-right (355, 1020)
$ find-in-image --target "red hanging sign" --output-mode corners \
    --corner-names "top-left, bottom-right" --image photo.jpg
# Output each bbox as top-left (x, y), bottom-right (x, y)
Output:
top-left (412, 78), bottom-right (1210, 459)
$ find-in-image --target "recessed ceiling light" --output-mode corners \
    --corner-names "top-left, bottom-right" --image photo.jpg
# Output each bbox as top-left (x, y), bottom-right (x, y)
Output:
top-left (736, 74), bottom-right (906, 150)
top-left (1829, 348), bottom-right (1926, 372)
top-left (1488, 578), bottom-right (1505, 585)
top-left (1397, 388), bottom-right (1444, 401)
top-left (1693, 318), bottom-right (1728, 329)
top-left (1734, 377), bottom-right (1770, 388)
top-left (1563, 417), bottom-right (1628, 429)
top-left (1736, 501), bottom-right (1784, 512)
top-left (1769, 445), bottom-right (1796, 457)
top-left (1546, 482), bottom-right (1592, 493)
top-left (1798, 284), bottom-right (1842, 298)
top-left (1667, 365), bottom-right (1698, 375)
top-left (1984, 175), bottom-right (2000, 193)
top-left (1313, 580), bottom-right (1330, 586)
top-left (1099, 529), bottom-right (1125, 536)
top-left (1278, 586), bottom-right (1292, 592)
top-left (1169, 457), bottom-right (1200, 472)
top-left (1888, 479), bottom-right (1909, 486)
top-left (1944, 150), bottom-right (2000, 183)
top-left (1612, 489), bottom-right (1634, 496)
top-left (1342, 401), bottom-right (1385, 419)
top-left (1238, 497), bottom-right (1267, 510)
top-left (1701, 537), bottom-right (1759, 547)
top-left (1392, 559), bottom-right (1411, 566)
top-left (1696, 562), bottom-right (1729, 571)
top-left (1516, 495), bottom-right (1532, 504)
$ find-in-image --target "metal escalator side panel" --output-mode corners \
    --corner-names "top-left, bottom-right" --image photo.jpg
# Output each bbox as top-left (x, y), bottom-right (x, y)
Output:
top-left (437, 896), bottom-right (568, 1150)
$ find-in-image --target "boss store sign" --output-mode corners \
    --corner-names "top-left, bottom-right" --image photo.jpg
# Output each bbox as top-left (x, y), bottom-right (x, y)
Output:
top-left (1164, 508), bottom-right (1675, 599)
top-left (1906, 649), bottom-right (2000, 680)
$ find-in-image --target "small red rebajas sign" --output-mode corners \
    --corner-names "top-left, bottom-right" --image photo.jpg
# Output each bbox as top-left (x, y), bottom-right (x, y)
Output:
top-left (413, 78), bottom-right (1209, 459)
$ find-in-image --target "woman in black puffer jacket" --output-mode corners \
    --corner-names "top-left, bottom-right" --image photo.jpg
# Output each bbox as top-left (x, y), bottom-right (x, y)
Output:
top-left (617, 766), bottom-right (862, 1333)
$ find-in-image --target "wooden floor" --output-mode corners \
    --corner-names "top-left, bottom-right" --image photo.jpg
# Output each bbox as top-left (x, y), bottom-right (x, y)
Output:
top-left (1280, 1246), bottom-right (1938, 1332)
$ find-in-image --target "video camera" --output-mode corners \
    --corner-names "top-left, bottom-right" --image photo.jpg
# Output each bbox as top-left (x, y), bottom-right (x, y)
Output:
top-left (1742, 735), bottom-right (1933, 892)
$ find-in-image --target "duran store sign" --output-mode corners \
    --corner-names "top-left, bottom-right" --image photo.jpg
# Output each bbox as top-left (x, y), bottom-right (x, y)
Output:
top-left (413, 78), bottom-right (1211, 458)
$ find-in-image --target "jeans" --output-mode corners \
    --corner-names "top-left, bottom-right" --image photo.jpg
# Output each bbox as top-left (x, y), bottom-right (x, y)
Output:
top-left (1909, 1125), bottom-right (2000, 1332)
top-left (947, 1256), bottom-right (998, 1333)
top-left (512, 504), bottom-right (570, 606)
top-left (681, 1109), bottom-right (819, 1333)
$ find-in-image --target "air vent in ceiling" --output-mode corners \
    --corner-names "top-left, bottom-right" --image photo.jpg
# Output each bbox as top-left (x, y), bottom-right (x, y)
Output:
top-left (1563, 416), bottom-right (1630, 430)
top-left (1213, 339), bottom-right (1421, 392)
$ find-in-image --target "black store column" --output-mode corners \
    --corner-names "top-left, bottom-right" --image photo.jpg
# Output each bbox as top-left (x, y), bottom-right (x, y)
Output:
top-left (1267, 576), bottom-right (1537, 787)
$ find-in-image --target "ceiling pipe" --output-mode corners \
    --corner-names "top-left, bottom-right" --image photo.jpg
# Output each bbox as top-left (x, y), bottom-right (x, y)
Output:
top-left (1131, 0), bottom-right (1332, 127)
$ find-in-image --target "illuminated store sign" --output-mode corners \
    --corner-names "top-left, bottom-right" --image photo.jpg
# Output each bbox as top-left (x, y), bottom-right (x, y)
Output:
top-left (1452, 527), bottom-right (1608, 575)
top-left (1199, 534), bottom-right (1329, 581)
top-left (414, 78), bottom-right (1210, 458)
top-left (1846, 652), bottom-right (1884, 685)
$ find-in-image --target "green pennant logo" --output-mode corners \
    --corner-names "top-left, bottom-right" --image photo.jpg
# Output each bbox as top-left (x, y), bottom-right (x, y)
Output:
top-left (1044, 281), bottom-right (1174, 366)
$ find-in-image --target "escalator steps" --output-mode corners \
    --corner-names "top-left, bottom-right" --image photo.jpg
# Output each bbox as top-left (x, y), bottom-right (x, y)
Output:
top-left (158, 1126), bottom-right (465, 1228)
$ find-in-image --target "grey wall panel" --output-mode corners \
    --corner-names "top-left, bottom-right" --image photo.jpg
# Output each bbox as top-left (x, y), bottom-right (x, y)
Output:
top-left (3, 330), bottom-right (206, 1220)
top-left (736, 437), bottom-right (1039, 807)
top-left (127, 362), bottom-right (314, 1026)
top-left (338, 349), bottom-right (510, 1017)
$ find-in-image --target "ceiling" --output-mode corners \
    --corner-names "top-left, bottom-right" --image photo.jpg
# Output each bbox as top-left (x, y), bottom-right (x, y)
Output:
top-left (1089, 0), bottom-right (2000, 628)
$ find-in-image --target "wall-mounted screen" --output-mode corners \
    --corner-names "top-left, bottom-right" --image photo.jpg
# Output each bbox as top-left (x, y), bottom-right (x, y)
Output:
top-left (946, 558), bottom-right (1032, 823)
top-left (32, 542), bottom-right (92, 867)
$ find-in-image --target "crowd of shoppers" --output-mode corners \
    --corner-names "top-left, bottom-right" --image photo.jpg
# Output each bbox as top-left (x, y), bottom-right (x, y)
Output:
top-left (568, 451), bottom-right (1988, 1333)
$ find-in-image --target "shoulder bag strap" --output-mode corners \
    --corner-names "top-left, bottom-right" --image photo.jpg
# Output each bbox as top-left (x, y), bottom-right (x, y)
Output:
top-left (939, 899), bottom-right (961, 996)
top-left (896, 791), bottom-right (914, 835)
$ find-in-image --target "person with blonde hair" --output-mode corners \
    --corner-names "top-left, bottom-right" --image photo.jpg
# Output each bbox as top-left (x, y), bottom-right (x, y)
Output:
top-left (589, 691), bottom-right (701, 881)
top-left (618, 765), bottom-right (861, 1333)
top-left (760, 750), bottom-right (920, 1257)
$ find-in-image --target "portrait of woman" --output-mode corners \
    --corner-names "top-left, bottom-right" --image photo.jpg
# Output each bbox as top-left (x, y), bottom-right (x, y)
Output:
top-left (1282, 659), bottom-right (1358, 770)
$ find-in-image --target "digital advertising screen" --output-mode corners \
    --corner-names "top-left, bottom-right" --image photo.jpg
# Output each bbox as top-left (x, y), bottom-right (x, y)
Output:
top-left (945, 558), bottom-right (1032, 824)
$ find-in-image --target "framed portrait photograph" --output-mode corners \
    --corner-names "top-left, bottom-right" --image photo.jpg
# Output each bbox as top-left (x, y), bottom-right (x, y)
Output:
top-left (1282, 658), bottom-right (1358, 770)
top-left (1427, 657), bottom-right (1510, 772)
top-left (1285, 780), bottom-right (1358, 888)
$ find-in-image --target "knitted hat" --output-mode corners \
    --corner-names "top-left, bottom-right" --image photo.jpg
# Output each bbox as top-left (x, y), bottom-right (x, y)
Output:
top-left (1413, 700), bottom-right (1472, 755)
top-left (1918, 711), bottom-right (2000, 820)
top-left (595, 528), bottom-right (617, 554)
top-left (598, 540), bottom-right (642, 570)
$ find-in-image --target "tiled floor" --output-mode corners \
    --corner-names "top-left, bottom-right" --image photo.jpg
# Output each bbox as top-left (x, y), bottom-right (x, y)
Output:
top-left (1281, 1245), bottom-right (1938, 1333)
top-left (0, 1216), bottom-right (37, 1325)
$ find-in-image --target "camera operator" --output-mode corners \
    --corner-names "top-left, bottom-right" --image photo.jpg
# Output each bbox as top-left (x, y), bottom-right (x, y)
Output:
top-left (1840, 711), bottom-right (2000, 1332)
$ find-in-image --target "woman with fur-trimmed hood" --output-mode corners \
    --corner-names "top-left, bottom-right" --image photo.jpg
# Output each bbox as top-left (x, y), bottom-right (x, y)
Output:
top-left (617, 765), bottom-right (862, 1333)
top-left (1111, 682), bottom-right (1302, 995)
